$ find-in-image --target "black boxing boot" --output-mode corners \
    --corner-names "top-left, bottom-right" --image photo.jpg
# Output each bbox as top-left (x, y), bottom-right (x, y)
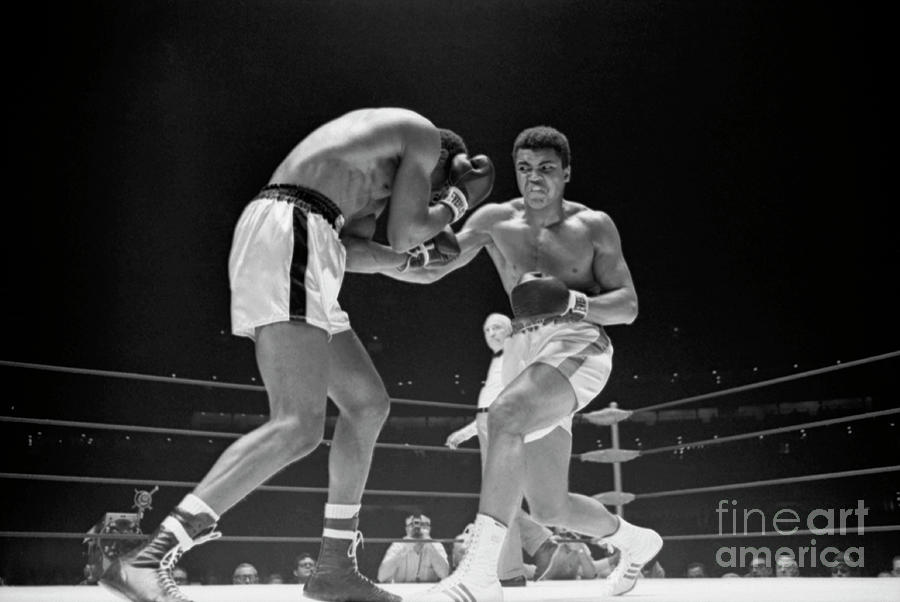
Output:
top-left (303, 533), bottom-right (400, 602)
top-left (100, 503), bottom-right (220, 602)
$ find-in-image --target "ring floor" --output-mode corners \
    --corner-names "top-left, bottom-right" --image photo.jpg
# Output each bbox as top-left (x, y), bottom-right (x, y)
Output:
top-left (0, 579), bottom-right (897, 602)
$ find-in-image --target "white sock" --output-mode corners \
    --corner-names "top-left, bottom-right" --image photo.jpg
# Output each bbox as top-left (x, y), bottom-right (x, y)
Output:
top-left (177, 494), bottom-right (220, 521)
top-left (324, 503), bottom-right (360, 519)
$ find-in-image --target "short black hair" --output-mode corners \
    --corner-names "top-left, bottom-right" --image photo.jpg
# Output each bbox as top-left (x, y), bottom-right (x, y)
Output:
top-left (512, 126), bottom-right (571, 168)
top-left (438, 128), bottom-right (468, 175)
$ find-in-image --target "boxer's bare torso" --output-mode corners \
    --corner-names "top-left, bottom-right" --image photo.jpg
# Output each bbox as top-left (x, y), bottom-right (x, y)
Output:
top-left (269, 107), bottom-right (442, 237)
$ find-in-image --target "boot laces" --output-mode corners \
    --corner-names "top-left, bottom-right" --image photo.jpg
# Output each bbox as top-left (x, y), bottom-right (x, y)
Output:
top-left (156, 527), bottom-right (221, 600)
top-left (348, 530), bottom-right (364, 559)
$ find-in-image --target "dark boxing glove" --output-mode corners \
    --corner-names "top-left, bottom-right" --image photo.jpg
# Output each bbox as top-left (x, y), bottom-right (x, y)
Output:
top-left (397, 227), bottom-right (461, 272)
top-left (510, 272), bottom-right (589, 320)
top-left (435, 154), bottom-right (495, 224)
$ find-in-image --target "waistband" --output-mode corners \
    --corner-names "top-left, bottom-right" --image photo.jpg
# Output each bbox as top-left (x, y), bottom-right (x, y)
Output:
top-left (511, 312), bottom-right (586, 335)
top-left (476, 407), bottom-right (489, 414)
top-left (255, 184), bottom-right (345, 231)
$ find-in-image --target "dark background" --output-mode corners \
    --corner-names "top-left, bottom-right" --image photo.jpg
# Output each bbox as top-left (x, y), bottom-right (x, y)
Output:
top-left (2, 0), bottom-right (897, 585)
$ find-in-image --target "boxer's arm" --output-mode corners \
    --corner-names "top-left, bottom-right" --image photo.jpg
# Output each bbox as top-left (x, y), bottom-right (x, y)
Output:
top-left (380, 203), bottom-right (501, 283)
top-left (343, 236), bottom-right (407, 274)
top-left (386, 123), bottom-right (456, 252)
top-left (584, 211), bottom-right (638, 326)
top-left (445, 420), bottom-right (478, 448)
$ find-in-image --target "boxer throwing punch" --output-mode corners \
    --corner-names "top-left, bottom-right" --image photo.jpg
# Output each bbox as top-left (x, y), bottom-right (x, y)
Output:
top-left (378, 126), bottom-right (662, 601)
top-left (99, 108), bottom-right (494, 602)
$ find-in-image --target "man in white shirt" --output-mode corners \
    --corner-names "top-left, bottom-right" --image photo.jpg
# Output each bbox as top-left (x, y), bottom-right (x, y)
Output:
top-left (377, 514), bottom-right (450, 583)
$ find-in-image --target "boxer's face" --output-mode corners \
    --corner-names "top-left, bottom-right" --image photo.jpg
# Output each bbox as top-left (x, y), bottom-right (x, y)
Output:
top-left (515, 148), bottom-right (570, 210)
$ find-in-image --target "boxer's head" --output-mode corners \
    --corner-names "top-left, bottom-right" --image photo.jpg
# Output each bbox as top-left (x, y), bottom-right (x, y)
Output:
top-left (430, 128), bottom-right (469, 194)
top-left (483, 313), bottom-right (512, 352)
top-left (513, 126), bottom-right (571, 168)
top-left (512, 126), bottom-right (571, 210)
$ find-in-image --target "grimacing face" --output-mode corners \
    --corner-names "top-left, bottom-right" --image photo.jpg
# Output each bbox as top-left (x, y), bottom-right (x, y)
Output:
top-left (515, 148), bottom-right (570, 211)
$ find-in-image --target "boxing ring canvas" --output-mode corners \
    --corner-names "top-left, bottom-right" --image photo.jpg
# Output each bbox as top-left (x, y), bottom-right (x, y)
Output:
top-left (1, 578), bottom-right (898, 602)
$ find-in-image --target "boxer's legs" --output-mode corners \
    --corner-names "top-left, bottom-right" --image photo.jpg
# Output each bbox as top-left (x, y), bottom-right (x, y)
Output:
top-left (194, 322), bottom-right (330, 511)
top-left (303, 328), bottom-right (399, 602)
top-left (479, 413), bottom-right (528, 582)
top-left (522, 427), bottom-right (618, 537)
top-left (100, 321), bottom-right (332, 602)
top-left (324, 328), bottom-right (391, 504)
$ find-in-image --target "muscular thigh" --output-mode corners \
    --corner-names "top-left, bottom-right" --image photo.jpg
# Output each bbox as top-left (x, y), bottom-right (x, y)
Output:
top-left (326, 329), bottom-right (388, 412)
top-left (494, 362), bottom-right (577, 435)
top-left (254, 322), bottom-right (331, 419)
top-left (523, 427), bottom-right (573, 507)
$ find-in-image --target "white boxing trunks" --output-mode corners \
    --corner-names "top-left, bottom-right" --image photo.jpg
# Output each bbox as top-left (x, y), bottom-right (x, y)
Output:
top-left (502, 316), bottom-right (613, 443)
top-left (229, 184), bottom-right (350, 340)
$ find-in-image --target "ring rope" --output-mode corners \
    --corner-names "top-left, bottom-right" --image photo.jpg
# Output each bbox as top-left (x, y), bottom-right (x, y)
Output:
top-left (0, 415), bottom-right (480, 455)
top-left (633, 465), bottom-right (900, 500)
top-left (638, 407), bottom-right (900, 456)
top-left (0, 360), bottom-right (473, 411)
top-left (633, 350), bottom-right (899, 413)
top-left (3, 525), bottom-right (898, 543)
top-left (0, 472), bottom-right (480, 499)
top-left (660, 525), bottom-right (900, 541)
top-left (0, 532), bottom-right (472, 544)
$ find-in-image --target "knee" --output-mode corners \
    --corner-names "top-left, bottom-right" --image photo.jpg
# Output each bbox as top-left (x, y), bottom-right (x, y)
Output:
top-left (268, 414), bottom-right (325, 459)
top-left (341, 391), bottom-right (391, 429)
top-left (487, 393), bottom-right (530, 436)
top-left (528, 498), bottom-right (568, 526)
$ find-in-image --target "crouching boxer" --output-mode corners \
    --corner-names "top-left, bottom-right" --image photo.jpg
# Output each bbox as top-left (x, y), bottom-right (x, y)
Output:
top-left (376, 125), bottom-right (663, 600)
top-left (99, 108), bottom-right (494, 602)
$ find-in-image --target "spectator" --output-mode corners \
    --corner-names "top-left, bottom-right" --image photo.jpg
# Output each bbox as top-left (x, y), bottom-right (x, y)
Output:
top-left (267, 572), bottom-right (284, 584)
top-left (775, 554), bottom-right (799, 577)
top-left (829, 550), bottom-right (859, 578)
top-left (451, 523), bottom-right (474, 571)
top-left (172, 566), bottom-right (189, 586)
top-left (232, 562), bottom-right (259, 584)
top-left (829, 561), bottom-right (855, 578)
top-left (642, 559), bottom-right (666, 579)
top-left (745, 555), bottom-right (772, 577)
top-left (377, 514), bottom-right (450, 583)
top-left (294, 553), bottom-right (316, 584)
top-left (686, 562), bottom-right (707, 578)
top-left (891, 555), bottom-right (900, 577)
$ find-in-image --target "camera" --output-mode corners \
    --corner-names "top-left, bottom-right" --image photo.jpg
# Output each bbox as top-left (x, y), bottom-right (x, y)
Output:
top-left (405, 515), bottom-right (431, 539)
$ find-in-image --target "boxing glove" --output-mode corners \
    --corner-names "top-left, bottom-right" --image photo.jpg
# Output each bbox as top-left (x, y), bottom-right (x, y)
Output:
top-left (397, 227), bottom-right (461, 272)
top-left (435, 153), bottom-right (495, 224)
top-left (510, 272), bottom-right (589, 320)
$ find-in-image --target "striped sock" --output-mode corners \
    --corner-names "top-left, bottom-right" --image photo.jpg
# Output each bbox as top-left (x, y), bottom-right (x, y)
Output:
top-left (323, 503), bottom-right (360, 539)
